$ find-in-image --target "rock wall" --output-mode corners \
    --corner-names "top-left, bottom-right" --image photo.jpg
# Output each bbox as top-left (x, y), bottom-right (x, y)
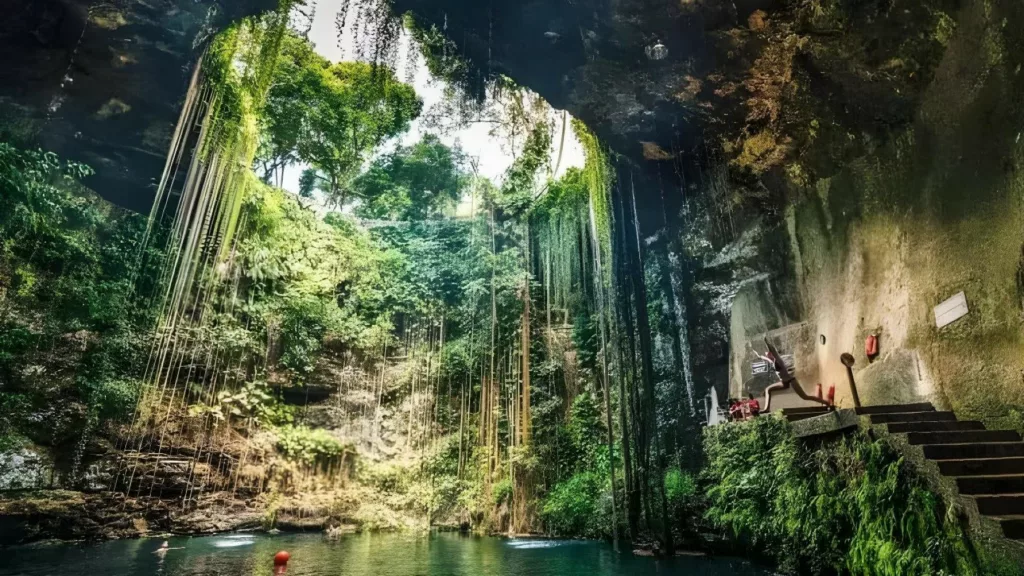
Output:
top-left (730, 0), bottom-right (1024, 425)
top-left (0, 0), bottom-right (277, 211)
top-left (393, 0), bottom-right (1024, 425)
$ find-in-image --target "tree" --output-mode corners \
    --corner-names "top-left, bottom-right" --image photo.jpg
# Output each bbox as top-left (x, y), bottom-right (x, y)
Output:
top-left (256, 33), bottom-right (423, 204)
top-left (297, 62), bottom-right (422, 207)
top-left (352, 135), bottom-right (468, 220)
top-left (256, 33), bottom-right (328, 186)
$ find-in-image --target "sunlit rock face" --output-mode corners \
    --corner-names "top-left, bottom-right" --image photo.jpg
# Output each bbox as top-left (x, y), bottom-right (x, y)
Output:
top-left (0, 0), bottom-right (277, 212)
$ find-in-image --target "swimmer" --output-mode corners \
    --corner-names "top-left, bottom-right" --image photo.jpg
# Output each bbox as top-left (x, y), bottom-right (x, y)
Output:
top-left (274, 551), bottom-right (291, 575)
top-left (155, 540), bottom-right (184, 558)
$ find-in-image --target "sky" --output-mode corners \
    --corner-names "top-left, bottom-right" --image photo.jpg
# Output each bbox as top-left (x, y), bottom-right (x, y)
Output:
top-left (280, 0), bottom-right (585, 203)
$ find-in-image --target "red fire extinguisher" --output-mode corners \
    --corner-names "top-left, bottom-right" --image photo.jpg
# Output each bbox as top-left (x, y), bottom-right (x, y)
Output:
top-left (827, 384), bottom-right (836, 406)
top-left (865, 334), bottom-right (879, 359)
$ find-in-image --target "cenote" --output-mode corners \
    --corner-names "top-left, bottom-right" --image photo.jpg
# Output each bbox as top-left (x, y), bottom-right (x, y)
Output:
top-left (0, 533), bottom-right (771, 576)
top-left (3, 0), bottom-right (1024, 573)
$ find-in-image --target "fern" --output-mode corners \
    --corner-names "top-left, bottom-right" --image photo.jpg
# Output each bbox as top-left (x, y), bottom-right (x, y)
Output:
top-left (702, 417), bottom-right (1015, 575)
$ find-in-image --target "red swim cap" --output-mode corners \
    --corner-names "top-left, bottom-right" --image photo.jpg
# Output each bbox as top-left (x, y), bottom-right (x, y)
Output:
top-left (274, 551), bottom-right (290, 566)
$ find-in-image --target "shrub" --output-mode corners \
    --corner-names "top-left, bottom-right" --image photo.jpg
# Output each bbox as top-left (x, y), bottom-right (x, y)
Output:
top-left (702, 416), bottom-right (1014, 575)
top-left (540, 470), bottom-right (605, 538)
top-left (664, 466), bottom-right (697, 508)
top-left (88, 378), bottom-right (142, 422)
top-left (275, 425), bottom-right (348, 466)
top-left (492, 477), bottom-right (513, 507)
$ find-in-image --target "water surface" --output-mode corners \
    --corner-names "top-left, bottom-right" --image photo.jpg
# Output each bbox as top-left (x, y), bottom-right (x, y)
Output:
top-left (0, 532), bottom-right (773, 576)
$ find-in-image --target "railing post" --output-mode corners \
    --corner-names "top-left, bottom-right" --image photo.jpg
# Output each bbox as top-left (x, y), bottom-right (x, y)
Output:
top-left (841, 353), bottom-right (862, 408)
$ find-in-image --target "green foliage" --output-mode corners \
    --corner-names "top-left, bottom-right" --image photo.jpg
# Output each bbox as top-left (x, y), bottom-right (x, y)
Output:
top-left (0, 143), bottom-right (148, 329)
top-left (563, 392), bottom-right (606, 472)
top-left (0, 392), bottom-right (31, 451)
top-left (278, 295), bottom-right (331, 375)
top-left (419, 434), bottom-right (482, 520)
top-left (572, 120), bottom-right (613, 282)
top-left (237, 182), bottom-right (390, 373)
top-left (85, 378), bottom-right (142, 423)
top-left (492, 477), bottom-right (513, 507)
top-left (1008, 408), bottom-right (1024, 436)
top-left (703, 417), bottom-right (1008, 575)
top-left (203, 12), bottom-right (290, 163)
top-left (256, 32), bottom-right (324, 182)
top-left (492, 126), bottom-right (551, 218)
top-left (541, 471), bottom-right (608, 538)
top-left (190, 380), bottom-right (293, 427)
top-left (257, 32), bottom-right (423, 205)
top-left (368, 221), bottom-right (477, 316)
top-left (664, 467), bottom-right (697, 506)
top-left (535, 392), bottom-right (614, 538)
top-left (0, 143), bottom-right (157, 448)
top-left (0, 144), bottom-right (93, 236)
top-left (404, 13), bottom-right (485, 101)
top-left (275, 425), bottom-right (349, 465)
top-left (353, 134), bottom-right (468, 220)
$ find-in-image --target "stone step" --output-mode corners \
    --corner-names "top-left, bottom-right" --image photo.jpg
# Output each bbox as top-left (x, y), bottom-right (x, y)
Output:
top-left (887, 420), bottom-right (985, 433)
top-left (938, 458), bottom-right (1024, 477)
top-left (976, 495), bottom-right (1024, 516)
top-left (870, 411), bottom-right (957, 424)
top-left (787, 412), bottom-right (832, 422)
top-left (996, 516), bottom-right (1024, 540)
top-left (855, 402), bottom-right (935, 415)
top-left (924, 442), bottom-right (1024, 460)
top-left (907, 430), bottom-right (1021, 446)
top-left (781, 406), bottom-right (833, 415)
top-left (957, 475), bottom-right (1024, 495)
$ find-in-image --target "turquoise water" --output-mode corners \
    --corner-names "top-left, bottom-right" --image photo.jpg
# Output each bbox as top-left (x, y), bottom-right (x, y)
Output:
top-left (0, 532), bottom-right (773, 575)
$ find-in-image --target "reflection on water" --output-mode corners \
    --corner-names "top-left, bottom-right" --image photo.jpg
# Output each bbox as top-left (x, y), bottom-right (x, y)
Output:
top-left (506, 539), bottom-right (565, 549)
top-left (212, 538), bottom-right (257, 548)
top-left (0, 532), bottom-right (773, 576)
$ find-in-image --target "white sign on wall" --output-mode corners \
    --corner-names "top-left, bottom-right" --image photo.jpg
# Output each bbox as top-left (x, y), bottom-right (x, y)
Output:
top-left (934, 291), bottom-right (969, 329)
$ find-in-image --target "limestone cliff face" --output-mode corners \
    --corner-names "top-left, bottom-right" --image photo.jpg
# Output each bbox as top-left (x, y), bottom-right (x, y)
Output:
top-left (396, 0), bottom-right (1024, 422)
top-left (742, 0), bottom-right (1024, 424)
top-left (0, 0), bottom-right (277, 212)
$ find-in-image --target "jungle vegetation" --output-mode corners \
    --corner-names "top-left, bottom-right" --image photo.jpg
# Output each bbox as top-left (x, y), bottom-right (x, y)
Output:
top-left (0, 3), bottom-right (1017, 575)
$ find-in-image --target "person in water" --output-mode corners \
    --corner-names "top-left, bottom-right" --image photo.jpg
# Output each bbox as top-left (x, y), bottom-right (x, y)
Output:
top-left (155, 540), bottom-right (184, 561)
top-left (757, 337), bottom-right (830, 413)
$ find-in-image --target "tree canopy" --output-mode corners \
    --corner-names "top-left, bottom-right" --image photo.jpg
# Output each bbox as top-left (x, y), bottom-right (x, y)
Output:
top-left (257, 32), bottom-right (423, 204)
top-left (352, 134), bottom-right (469, 221)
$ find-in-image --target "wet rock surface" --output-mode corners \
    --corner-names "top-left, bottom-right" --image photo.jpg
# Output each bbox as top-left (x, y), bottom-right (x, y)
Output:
top-left (0, 447), bottom-right (57, 491)
top-left (0, 0), bottom-right (277, 211)
top-left (0, 490), bottom-right (267, 544)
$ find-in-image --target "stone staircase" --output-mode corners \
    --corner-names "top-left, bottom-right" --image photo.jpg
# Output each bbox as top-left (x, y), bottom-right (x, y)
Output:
top-left (779, 405), bottom-right (835, 422)
top-left (784, 402), bottom-right (1024, 540)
